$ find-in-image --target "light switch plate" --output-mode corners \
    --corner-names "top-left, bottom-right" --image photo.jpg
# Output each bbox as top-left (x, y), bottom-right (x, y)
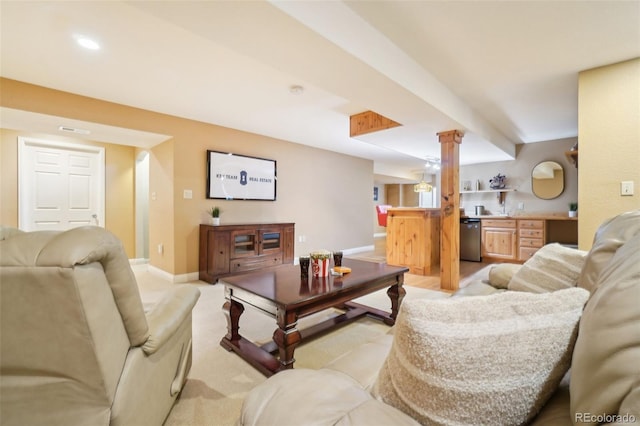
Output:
top-left (183, 189), bottom-right (193, 199)
top-left (621, 181), bottom-right (634, 196)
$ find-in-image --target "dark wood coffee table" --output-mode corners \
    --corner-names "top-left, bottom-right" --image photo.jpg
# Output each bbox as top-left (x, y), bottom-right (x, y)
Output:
top-left (220, 258), bottom-right (408, 376)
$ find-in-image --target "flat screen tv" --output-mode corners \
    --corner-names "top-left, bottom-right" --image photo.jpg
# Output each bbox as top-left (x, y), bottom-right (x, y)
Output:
top-left (207, 150), bottom-right (276, 201)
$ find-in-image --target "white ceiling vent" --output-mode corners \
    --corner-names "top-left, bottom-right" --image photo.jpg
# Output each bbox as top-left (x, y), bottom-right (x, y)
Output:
top-left (58, 126), bottom-right (91, 135)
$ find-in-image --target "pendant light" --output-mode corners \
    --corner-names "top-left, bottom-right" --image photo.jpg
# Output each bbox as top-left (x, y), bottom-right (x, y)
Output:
top-left (414, 173), bottom-right (433, 192)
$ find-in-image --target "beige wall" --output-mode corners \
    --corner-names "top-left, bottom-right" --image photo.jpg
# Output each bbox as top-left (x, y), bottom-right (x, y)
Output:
top-left (578, 58), bottom-right (640, 249)
top-left (0, 128), bottom-right (136, 256)
top-left (0, 78), bottom-right (374, 276)
top-left (460, 138), bottom-right (578, 215)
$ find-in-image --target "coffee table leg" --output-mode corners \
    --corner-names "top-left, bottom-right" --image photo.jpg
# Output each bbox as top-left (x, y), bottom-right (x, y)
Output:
top-left (386, 276), bottom-right (406, 325)
top-left (223, 299), bottom-right (245, 342)
top-left (272, 309), bottom-right (302, 370)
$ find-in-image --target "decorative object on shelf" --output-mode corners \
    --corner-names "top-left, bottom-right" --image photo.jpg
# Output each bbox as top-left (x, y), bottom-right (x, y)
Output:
top-left (489, 173), bottom-right (507, 190)
top-left (569, 203), bottom-right (578, 218)
top-left (462, 180), bottom-right (472, 191)
top-left (310, 250), bottom-right (331, 277)
top-left (209, 206), bottom-right (221, 225)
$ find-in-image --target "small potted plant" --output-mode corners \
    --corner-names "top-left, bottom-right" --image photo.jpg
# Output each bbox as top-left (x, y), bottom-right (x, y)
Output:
top-left (569, 202), bottom-right (578, 218)
top-left (209, 206), bottom-right (221, 225)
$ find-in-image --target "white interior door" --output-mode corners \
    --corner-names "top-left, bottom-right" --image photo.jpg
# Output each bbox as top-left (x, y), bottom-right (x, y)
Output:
top-left (19, 137), bottom-right (105, 231)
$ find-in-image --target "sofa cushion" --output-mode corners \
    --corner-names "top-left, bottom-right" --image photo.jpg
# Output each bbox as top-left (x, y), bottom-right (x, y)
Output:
top-left (508, 243), bottom-right (587, 293)
top-left (372, 287), bottom-right (589, 425)
top-left (578, 209), bottom-right (640, 293)
top-left (488, 263), bottom-right (522, 289)
top-left (570, 232), bottom-right (640, 423)
top-left (322, 332), bottom-right (394, 391)
top-left (239, 369), bottom-right (419, 426)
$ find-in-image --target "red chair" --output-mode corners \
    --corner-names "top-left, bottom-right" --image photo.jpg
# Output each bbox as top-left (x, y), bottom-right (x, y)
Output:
top-left (376, 205), bottom-right (392, 227)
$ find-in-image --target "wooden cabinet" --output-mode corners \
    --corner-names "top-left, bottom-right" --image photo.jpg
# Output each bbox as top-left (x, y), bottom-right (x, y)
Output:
top-left (518, 219), bottom-right (545, 261)
top-left (480, 217), bottom-right (575, 263)
top-left (481, 219), bottom-right (517, 261)
top-left (199, 223), bottom-right (294, 283)
top-left (386, 208), bottom-right (440, 275)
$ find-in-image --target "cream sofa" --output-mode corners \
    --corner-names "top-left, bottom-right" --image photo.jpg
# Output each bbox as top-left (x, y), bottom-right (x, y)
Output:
top-left (0, 226), bottom-right (200, 426)
top-left (239, 210), bottom-right (640, 425)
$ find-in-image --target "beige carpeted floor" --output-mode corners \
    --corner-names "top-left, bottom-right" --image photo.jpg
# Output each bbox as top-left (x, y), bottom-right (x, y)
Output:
top-left (133, 266), bottom-right (449, 426)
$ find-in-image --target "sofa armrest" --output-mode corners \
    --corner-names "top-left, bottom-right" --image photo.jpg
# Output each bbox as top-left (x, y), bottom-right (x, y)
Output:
top-left (141, 286), bottom-right (200, 355)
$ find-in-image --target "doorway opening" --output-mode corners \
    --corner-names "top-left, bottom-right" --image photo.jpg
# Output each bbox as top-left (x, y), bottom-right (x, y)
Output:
top-left (135, 151), bottom-right (150, 262)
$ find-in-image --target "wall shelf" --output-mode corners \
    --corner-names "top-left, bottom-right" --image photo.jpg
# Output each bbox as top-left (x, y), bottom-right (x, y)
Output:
top-left (460, 189), bottom-right (516, 194)
top-left (565, 150), bottom-right (578, 168)
top-left (460, 188), bottom-right (516, 204)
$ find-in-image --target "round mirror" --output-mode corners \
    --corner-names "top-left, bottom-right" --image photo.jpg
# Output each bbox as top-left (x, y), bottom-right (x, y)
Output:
top-left (532, 161), bottom-right (564, 199)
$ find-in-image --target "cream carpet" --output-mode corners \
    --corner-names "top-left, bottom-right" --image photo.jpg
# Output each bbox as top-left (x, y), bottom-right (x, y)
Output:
top-left (133, 266), bottom-right (449, 426)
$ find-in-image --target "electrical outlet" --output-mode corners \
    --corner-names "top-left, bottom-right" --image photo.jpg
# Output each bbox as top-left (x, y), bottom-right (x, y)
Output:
top-left (518, 202), bottom-right (524, 210)
top-left (157, 243), bottom-right (163, 255)
top-left (621, 181), bottom-right (634, 196)
top-left (183, 189), bottom-right (192, 199)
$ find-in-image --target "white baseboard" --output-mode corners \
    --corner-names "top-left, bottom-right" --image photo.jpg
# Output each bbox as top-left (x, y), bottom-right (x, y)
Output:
top-left (146, 264), bottom-right (200, 284)
top-left (342, 245), bottom-right (375, 255)
top-left (373, 232), bottom-right (387, 238)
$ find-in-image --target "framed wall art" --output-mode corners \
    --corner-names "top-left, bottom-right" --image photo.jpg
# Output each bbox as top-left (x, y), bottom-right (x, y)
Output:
top-left (207, 150), bottom-right (277, 201)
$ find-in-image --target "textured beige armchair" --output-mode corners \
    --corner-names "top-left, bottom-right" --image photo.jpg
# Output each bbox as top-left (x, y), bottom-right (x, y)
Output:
top-left (0, 226), bottom-right (200, 426)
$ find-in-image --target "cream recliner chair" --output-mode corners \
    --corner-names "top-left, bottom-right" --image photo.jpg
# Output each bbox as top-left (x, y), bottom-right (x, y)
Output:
top-left (0, 226), bottom-right (200, 426)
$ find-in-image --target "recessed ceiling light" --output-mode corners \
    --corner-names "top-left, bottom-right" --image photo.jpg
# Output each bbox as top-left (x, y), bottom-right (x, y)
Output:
top-left (75, 35), bottom-right (100, 50)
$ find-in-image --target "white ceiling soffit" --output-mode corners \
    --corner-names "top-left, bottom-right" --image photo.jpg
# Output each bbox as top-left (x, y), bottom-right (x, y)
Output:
top-left (0, 108), bottom-right (171, 149)
top-left (269, 0), bottom-right (516, 157)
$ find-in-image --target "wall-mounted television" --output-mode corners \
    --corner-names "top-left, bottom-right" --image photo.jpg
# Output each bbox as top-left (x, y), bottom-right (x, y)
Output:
top-left (207, 150), bottom-right (276, 201)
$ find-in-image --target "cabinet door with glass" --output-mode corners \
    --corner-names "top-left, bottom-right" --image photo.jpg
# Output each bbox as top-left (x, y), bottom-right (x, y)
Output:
top-left (231, 230), bottom-right (258, 258)
top-left (259, 228), bottom-right (282, 255)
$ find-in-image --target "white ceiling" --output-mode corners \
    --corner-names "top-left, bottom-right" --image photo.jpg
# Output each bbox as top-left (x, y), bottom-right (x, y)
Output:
top-left (1, 1), bottom-right (639, 181)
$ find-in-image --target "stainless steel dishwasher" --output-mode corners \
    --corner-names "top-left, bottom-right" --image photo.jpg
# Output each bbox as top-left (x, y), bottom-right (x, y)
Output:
top-left (460, 218), bottom-right (482, 261)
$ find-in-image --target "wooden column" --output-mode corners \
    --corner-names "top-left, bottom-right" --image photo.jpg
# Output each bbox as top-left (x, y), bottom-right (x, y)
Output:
top-left (438, 130), bottom-right (463, 291)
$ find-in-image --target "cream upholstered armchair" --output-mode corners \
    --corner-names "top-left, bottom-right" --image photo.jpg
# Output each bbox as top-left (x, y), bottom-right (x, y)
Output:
top-left (0, 226), bottom-right (200, 426)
